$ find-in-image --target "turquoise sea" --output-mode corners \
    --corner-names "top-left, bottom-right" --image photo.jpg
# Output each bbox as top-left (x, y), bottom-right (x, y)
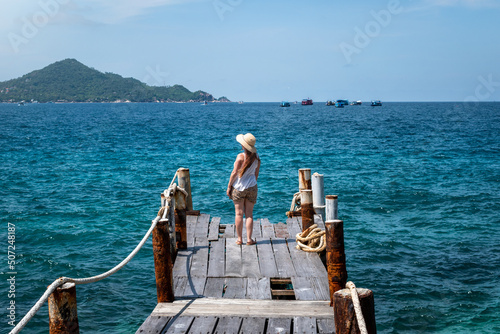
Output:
top-left (1, 102), bottom-right (499, 333)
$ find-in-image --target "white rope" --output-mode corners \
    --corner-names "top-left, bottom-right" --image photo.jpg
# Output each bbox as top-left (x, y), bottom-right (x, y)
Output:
top-left (346, 281), bottom-right (368, 334)
top-left (10, 170), bottom-right (181, 334)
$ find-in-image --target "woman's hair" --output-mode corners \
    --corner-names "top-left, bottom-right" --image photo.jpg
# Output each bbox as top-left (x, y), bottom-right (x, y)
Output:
top-left (239, 150), bottom-right (260, 177)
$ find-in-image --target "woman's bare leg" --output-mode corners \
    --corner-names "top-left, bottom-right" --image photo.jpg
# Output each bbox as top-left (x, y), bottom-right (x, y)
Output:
top-left (234, 200), bottom-right (244, 243)
top-left (244, 199), bottom-right (255, 243)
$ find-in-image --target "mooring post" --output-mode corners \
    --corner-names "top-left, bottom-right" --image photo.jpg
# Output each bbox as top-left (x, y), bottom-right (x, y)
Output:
top-left (177, 168), bottom-right (193, 211)
top-left (300, 189), bottom-right (314, 232)
top-left (334, 287), bottom-right (376, 334)
top-left (312, 173), bottom-right (325, 221)
top-left (298, 168), bottom-right (311, 191)
top-left (48, 282), bottom-right (79, 334)
top-left (152, 217), bottom-right (174, 303)
top-left (325, 195), bottom-right (338, 221)
top-left (325, 219), bottom-right (348, 306)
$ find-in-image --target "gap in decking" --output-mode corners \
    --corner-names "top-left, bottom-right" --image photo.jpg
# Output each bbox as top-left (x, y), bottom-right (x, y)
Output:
top-left (270, 278), bottom-right (295, 300)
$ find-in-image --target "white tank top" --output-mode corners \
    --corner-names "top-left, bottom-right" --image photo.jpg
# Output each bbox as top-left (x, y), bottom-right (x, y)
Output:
top-left (233, 155), bottom-right (259, 191)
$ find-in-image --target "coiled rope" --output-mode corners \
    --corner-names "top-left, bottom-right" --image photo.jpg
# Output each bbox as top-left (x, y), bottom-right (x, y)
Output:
top-left (286, 192), bottom-right (301, 218)
top-left (346, 281), bottom-right (368, 334)
top-left (10, 170), bottom-right (185, 334)
top-left (295, 224), bottom-right (326, 252)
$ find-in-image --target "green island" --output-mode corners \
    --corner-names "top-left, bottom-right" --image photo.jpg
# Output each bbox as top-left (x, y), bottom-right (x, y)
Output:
top-left (0, 59), bottom-right (230, 103)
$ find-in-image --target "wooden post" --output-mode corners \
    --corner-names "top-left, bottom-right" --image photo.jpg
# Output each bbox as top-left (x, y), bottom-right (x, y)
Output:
top-left (325, 219), bottom-right (347, 305)
top-left (300, 189), bottom-right (314, 232)
top-left (325, 195), bottom-right (338, 221)
top-left (298, 168), bottom-right (311, 191)
top-left (334, 288), bottom-right (376, 334)
top-left (174, 184), bottom-right (187, 250)
top-left (177, 168), bottom-right (193, 211)
top-left (312, 173), bottom-right (325, 221)
top-left (152, 217), bottom-right (174, 303)
top-left (48, 282), bottom-right (79, 334)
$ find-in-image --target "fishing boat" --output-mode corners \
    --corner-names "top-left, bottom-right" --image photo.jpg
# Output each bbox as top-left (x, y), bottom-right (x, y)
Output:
top-left (336, 99), bottom-right (349, 107)
top-left (371, 100), bottom-right (382, 106)
top-left (350, 100), bottom-right (362, 105)
top-left (326, 100), bottom-right (334, 106)
top-left (201, 101), bottom-right (208, 105)
top-left (334, 101), bottom-right (344, 108)
top-left (302, 98), bottom-right (313, 105)
top-left (280, 101), bottom-right (291, 107)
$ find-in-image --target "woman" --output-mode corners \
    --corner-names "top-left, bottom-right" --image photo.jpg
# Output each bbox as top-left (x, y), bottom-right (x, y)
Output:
top-left (227, 133), bottom-right (261, 245)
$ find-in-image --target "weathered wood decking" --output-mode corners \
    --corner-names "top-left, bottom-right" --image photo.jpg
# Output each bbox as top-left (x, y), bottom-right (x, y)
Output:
top-left (137, 214), bottom-right (335, 334)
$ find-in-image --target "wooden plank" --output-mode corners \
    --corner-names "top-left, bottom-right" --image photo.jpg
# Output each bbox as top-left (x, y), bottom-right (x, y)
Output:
top-left (153, 299), bottom-right (334, 318)
top-left (291, 277), bottom-right (316, 301)
top-left (208, 217), bottom-right (221, 241)
top-left (304, 251), bottom-right (328, 280)
top-left (135, 315), bottom-right (170, 334)
top-left (293, 317), bottom-right (317, 334)
top-left (187, 316), bottom-right (218, 334)
top-left (182, 276), bottom-right (206, 298)
top-left (186, 215), bottom-right (198, 248)
top-left (287, 239), bottom-right (317, 278)
top-left (203, 277), bottom-right (225, 298)
top-left (190, 238), bottom-right (209, 277)
top-left (174, 277), bottom-right (188, 297)
top-left (246, 277), bottom-right (271, 300)
top-left (223, 278), bottom-right (247, 299)
top-left (194, 213), bottom-right (210, 239)
top-left (314, 214), bottom-right (325, 230)
top-left (225, 238), bottom-right (243, 277)
top-left (207, 239), bottom-right (225, 277)
top-left (286, 217), bottom-right (301, 238)
top-left (239, 317), bottom-right (266, 334)
top-left (224, 224), bottom-right (235, 238)
top-left (172, 249), bottom-right (192, 278)
top-left (274, 222), bottom-right (289, 239)
top-left (256, 238), bottom-right (278, 278)
top-left (317, 318), bottom-right (336, 334)
top-left (310, 277), bottom-right (330, 301)
top-left (261, 218), bottom-right (275, 239)
top-left (267, 318), bottom-right (291, 334)
top-left (271, 239), bottom-right (296, 278)
top-left (162, 316), bottom-right (194, 334)
top-left (241, 240), bottom-right (261, 278)
top-left (214, 317), bottom-right (242, 334)
top-left (253, 218), bottom-right (262, 238)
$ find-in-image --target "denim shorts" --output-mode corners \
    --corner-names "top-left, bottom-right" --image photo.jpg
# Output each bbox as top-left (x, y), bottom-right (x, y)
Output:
top-left (231, 185), bottom-right (258, 203)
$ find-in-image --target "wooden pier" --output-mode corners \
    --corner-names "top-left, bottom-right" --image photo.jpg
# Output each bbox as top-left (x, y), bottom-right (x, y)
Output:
top-left (137, 214), bottom-right (336, 334)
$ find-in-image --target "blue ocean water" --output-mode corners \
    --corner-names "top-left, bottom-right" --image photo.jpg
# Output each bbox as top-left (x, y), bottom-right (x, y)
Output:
top-left (0, 102), bottom-right (499, 333)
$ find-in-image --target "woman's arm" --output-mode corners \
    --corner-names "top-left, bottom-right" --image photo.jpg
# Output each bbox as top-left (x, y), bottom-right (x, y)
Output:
top-left (255, 159), bottom-right (261, 181)
top-left (227, 154), bottom-right (244, 198)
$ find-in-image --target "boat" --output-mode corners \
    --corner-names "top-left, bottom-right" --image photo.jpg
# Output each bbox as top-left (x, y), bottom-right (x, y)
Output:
top-left (371, 100), bottom-right (382, 106)
top-left (334, 101), bottom-right (344, 108)
top-left (238, 101), bottom-right (244, 104)
top-left (202, 101), bottom-right (208, 105)
top-left (280, 101), bottom-right (291, 107)
top-left (326, 100), bottom-right (334, 106)
top-left (302, 98), bottom-right (313, 105)
top-left (18, 101), bottom-right (25, 106)
top-left (336, 99), bottom-right (349, 107)
top-left (350, 100), bottom-right (362, 105)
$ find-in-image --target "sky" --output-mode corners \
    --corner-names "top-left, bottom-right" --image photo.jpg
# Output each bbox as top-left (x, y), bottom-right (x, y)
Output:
top-left (1, 0), bottom-right (499, 102)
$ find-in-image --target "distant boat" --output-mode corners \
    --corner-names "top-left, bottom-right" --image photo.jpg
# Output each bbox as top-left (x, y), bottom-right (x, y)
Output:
top-left (336, 99), bottom-right (349, 107)
top-left (18, 101), bottom-right (25, 106)
top-left (302, 98), bottom-right (313, 105)
top-left (350, 100), bottom-right (362, 105)
top-left (334, 101), bottom-right (344, 108)
top-left (202, 101), bottom-right (208, 105)
top-left (280, 101), bottom-right (291, 107)
top-left (371, 100), bottom-right (382, 106)
top-left (238, 101), bottom-right (244, 104)
top-left (326, 100), bottom-right (334, 106)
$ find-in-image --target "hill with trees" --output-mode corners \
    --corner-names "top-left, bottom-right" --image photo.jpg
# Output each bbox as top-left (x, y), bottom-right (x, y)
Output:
top-left (0, 59), bottom-right (228, 103)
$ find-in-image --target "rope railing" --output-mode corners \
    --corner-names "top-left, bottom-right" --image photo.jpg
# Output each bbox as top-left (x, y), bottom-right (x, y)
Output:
top-left (346, 281), bottom-right (368, 334)
top-left (10, 170), bottom-right (184, 334)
